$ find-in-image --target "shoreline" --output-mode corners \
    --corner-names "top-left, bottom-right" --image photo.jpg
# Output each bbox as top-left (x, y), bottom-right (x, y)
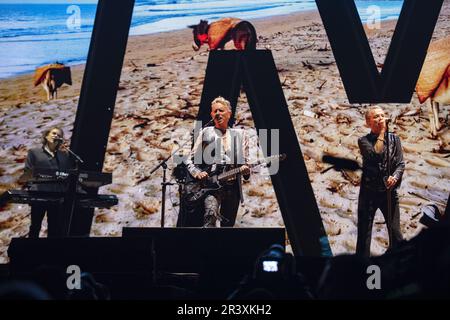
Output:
top-left (1, 9), bottom-right (320, 76)
top-left (0, 5), bottom-right (404, 83)
top-left (0, 8), bottom-right (398, 109)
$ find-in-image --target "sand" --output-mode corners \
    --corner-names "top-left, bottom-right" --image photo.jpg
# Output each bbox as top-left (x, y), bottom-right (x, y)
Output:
top-left (0, 4), bottom-right (449, 263)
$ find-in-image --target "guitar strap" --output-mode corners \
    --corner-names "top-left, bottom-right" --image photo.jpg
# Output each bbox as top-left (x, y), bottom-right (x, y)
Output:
top-left (234, 132), bottom-right (244, 204)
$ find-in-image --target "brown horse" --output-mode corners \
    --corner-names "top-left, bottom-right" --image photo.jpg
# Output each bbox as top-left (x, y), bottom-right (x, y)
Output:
top-left (34, 63), bottom-right (72, 100)
top-left (188, 17), bottom-right (257, 51)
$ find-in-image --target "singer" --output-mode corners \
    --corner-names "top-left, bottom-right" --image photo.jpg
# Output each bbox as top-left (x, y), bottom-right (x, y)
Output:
top-left (356, 106), bottom-right (405, 257)
top-left (24, 127), bottom-right (74, 237)
top-left (183, 96), bottom-right (250, 227)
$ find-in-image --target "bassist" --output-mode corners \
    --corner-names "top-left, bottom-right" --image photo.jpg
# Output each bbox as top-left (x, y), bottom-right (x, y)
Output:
top-left (184, 96), bottom-right (250, 227)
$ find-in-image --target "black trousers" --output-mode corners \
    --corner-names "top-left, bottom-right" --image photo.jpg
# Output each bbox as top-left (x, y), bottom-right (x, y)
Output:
top-left (179, 184), bottom-right (240, 228)
top-left (203, 185), bottom-right (240, 227)
top-left (29, 204), bottom-right (62, 238)
top-left (356, 188), bottom-right (403, 257)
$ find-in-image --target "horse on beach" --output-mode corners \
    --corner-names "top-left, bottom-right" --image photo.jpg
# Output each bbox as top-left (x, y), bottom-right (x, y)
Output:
top-left (34, 63), bottom-right (72, 100)
top-left (188, 18), bottom-right (257, 51)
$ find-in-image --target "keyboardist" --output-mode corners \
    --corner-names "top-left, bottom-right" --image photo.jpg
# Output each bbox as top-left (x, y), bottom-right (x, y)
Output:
top-left (24, 127), bottom-right (74, 238)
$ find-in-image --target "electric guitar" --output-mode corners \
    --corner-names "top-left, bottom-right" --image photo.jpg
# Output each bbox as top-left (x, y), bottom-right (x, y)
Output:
top-left (183, 154), bottom-right (286, 204)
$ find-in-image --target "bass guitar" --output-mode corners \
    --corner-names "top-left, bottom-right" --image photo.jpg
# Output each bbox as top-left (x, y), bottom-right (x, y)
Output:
top-left (184, 154), bottom-right (286, 204)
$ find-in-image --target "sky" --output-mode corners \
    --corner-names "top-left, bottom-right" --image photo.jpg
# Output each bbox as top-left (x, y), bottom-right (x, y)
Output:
top-left (0, 0), bottom-right (98, 3)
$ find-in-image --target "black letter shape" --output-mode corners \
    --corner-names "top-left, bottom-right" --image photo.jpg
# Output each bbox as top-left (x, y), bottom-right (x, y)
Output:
top-left (70, 0), bottom-right (135, 235)
top-left (196, 51), bottom-right (332, 257)
top-left (315, 0), bottom-right (443, 103)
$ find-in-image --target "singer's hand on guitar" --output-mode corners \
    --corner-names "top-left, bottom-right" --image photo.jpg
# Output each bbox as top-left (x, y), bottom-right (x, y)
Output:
top-left (240, 165), bottom-right (250, 176)
top-left (386, 175), bottom-right (397, 190)
top-left (195, 171), bottom-right (208, 180)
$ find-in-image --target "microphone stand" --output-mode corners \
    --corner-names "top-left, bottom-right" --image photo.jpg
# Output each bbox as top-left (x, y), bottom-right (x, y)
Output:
top-left (60, 143), bottom-right (84, 237)
top-left (66, 148), bottom-right (84, 165)
top-left (150, 118), bottom-right (214, 227)
top-left (385, 121), bottom-right (393, 250)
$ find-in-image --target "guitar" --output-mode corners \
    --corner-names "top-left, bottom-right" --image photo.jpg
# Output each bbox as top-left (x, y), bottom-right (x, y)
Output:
top-left (183, 154), bottom-right (286, 204)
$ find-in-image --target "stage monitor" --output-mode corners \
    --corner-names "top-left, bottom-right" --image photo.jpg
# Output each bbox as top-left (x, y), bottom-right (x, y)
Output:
top-left (122, 227), bottom-right (285, 275)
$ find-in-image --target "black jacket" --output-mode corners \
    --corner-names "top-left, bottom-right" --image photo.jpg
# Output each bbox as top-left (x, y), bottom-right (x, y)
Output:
top-left (24, 146), bottom-right (74, 192)
top-left (358, 132), bottom-right (405, 192)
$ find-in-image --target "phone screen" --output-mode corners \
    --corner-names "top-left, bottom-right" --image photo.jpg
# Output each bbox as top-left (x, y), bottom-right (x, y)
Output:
top-left (262, 260), bottom-right (278, 272)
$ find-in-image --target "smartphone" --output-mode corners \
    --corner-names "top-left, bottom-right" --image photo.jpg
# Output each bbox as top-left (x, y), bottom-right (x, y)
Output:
top-left (262, 260), bottom-right (279, 272)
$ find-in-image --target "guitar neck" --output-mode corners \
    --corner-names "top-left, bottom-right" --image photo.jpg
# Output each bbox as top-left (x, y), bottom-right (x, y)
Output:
top-left (217, 155), bottom-right (282, 181)
top-left (218, 167), bottom-right (244, 181)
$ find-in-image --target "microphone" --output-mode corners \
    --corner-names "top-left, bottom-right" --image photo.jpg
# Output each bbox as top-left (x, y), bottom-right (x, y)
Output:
top-left (54, 137), bottom-right (64, 144)
top-left (384, 118), bottom-right (391, 137)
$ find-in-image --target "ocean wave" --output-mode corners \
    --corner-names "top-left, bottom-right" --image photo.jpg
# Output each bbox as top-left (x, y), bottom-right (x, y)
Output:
top-left (0, 0), bottom-right (403, 79)
top-left (0, 31), bottom-right (92, 43)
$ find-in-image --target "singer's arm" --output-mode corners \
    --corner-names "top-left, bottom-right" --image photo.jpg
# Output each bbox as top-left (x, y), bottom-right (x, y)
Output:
top-left (185, 128), bottom-right (206, 179)
top-left (374, 128), bottom-right (386, 154)
top-left (241, 130), bottom-right (250, 179)
top-left (24, 149), bottom-right (36, 176)
top-left (358, 136), bottom-right (383, 162)
top-left (391, 135), bottom-right (405, 183)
